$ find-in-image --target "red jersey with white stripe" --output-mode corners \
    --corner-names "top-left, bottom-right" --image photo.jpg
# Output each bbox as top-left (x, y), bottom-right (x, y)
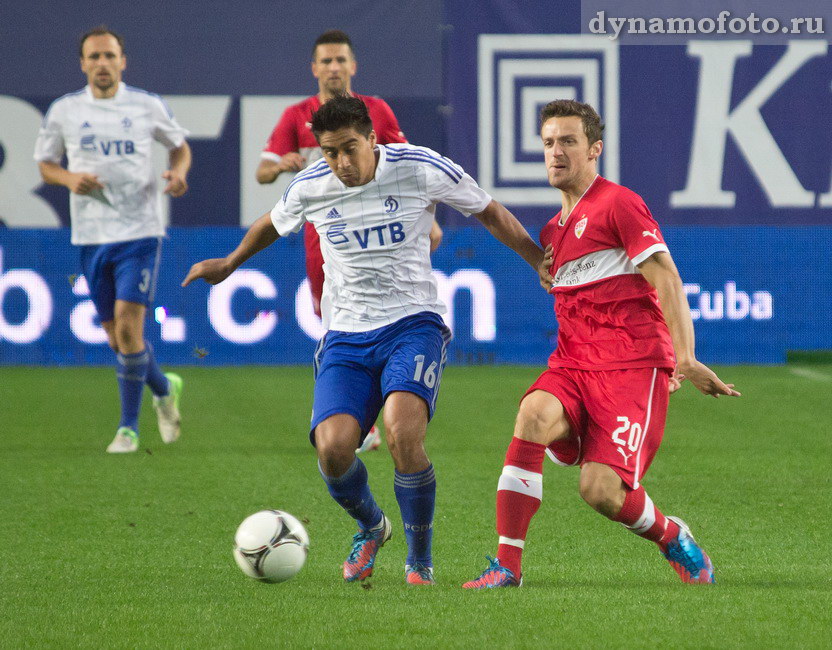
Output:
top-left (540, 176), bottom-right (675, 371)
top-left (261, 93), bottom-right (406, 163)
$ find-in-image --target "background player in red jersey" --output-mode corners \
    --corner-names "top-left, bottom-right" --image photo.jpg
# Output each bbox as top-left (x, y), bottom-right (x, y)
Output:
top-left (256, 30), bottom-right (441, 453)
top-left (256, 29), bottom-right (443, 318)
top-left (463, 100), bottom-right (740, 589)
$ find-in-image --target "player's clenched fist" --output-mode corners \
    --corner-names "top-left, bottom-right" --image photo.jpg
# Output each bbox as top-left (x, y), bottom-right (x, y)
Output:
top-left (668, 370), bottom-right (685, 394)
top-left (279, 152), bottom-right (306, 173)
top-left (162, 170), bottom-right (188, 197)
top-left (181, 258), bottom-right (234, 287)
top-left (538, 244), bottom-right (554, 292)
top-left (69, 172), bottom-right (104, 195)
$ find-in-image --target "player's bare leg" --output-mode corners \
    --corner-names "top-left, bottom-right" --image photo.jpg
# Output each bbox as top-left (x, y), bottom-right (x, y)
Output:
top-left (101, 320), bottom-right (119, 354)
top-left (315, 413), bottom-right (362, 477)
top-left (384, 391), bottom-right (436, 584)
top-left (383, 391), bottom-right (429, 473)
top-left (464, 390), bottom-right (569, 588)
top-left (578, 462), bottom-right (627, 518)
top-left (113, 300), bottom-right (146, 354)
top-left (580, 461), bottom-right (714, 584)
top-left (315, 414), bottom-right (390, 582)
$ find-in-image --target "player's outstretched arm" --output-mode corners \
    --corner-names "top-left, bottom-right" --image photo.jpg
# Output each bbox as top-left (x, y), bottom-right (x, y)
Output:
top-left (474, 200), bottom-right (547, 275)
top-left (638, 252), bottom-right (741, 398)
top-left (182, 213), bottom-right (280, 287)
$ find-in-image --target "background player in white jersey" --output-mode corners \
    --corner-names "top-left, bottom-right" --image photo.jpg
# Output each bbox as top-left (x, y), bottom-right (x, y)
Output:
top-left (183, 96), bottom-right (546, 585)
top-left (34, 26), bottom-right (191, 454)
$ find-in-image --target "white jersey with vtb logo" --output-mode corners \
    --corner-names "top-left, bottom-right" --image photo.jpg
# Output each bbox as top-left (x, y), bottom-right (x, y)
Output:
top-left (270, 144), bottom-right (492, 332)
top-left (34, 83), bottom-right (188, 245)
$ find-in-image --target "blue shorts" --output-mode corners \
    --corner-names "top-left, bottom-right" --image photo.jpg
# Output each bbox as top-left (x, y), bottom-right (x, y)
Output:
top-left (310, 312), bottom-right (452, 445)
top-left (79, 237), bottom-right (162, 322)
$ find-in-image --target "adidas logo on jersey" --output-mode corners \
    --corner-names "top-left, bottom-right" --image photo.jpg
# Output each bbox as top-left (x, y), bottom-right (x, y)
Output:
top-left (325, 208), bottom-right (341, 219)
top-left (81, 121), bottom-right (92, 129)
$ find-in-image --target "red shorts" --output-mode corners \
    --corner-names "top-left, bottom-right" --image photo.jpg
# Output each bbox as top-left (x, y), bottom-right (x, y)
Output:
top-left (524, 366), bottom-right (670, 488)
top-left (304, 223), bottom-right (325, 318)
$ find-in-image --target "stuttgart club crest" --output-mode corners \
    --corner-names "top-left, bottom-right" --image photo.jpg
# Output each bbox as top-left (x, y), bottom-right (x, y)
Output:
top-left (574, 215), bottom-right (588, 239)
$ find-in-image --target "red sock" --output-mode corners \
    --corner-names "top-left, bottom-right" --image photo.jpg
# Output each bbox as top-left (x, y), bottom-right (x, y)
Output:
top-left (614, 486), bottom-right (680, 551)
top-left (495, 437), bottom-right (546, 576)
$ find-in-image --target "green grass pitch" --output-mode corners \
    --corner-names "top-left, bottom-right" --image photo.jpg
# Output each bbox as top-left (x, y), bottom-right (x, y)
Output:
top-left (1, 364), bottom-right (830, 647)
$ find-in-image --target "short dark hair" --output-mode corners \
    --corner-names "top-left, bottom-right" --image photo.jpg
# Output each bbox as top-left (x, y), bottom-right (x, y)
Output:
top-left (79, 25), bottom-right (125, 57)
top-left (312, 30), bottom-right (354, 59)
top-left (539, 99), bottom-right (604, 144)
top-left (310, 95), bottom-right (373, 139)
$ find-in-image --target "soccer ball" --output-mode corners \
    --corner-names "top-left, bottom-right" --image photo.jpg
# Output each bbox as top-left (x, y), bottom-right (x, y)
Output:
top-left (233, 510), bottom-right (310, 583)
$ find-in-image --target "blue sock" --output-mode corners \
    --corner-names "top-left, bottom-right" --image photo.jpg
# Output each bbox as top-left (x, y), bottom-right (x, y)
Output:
top-left (116, 349), bottom-right (149, 432)
top-left (144, 340), bottom-right (169, 397)
top-left (394, 464), bottom-right (436, 566)
top-left (319, 457), bottom-right (383, 531)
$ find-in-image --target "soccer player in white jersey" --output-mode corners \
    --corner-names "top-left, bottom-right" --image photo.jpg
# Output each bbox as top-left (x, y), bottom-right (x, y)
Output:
top-left (183, 96), bottom-right (546, 585)
top-left (34, 27), bottom-right (191, 453)
top-left (256, 29), bottom-right (444, 455)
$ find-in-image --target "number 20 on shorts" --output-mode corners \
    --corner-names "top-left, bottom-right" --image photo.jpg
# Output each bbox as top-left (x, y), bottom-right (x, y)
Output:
top-left (413, 354), bottom-right (438, 388)
top-left (611, 416), bottom-right (643, 452)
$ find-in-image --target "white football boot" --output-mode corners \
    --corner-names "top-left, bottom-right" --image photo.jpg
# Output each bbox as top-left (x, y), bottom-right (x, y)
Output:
top-left (153, 373), bottom-right (183, 443)
top-left (106, 427), bottom-right (139, 453)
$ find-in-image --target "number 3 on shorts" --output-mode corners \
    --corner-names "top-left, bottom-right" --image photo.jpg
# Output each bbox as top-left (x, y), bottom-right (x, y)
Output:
top-left (138, 268), bottom-right (151, 294)
top-left (413, 354), bottom-right (437, 388)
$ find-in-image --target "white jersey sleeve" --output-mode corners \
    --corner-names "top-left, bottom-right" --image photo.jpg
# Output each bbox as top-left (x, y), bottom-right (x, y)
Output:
top-left (33, 100), bottom-right (67, 163)
top-left (149, 96), bottom-right (187, 149)
top-left (425, 157), bottom-right (492, 216)
top-left (270, 183), bottom-right (307, 236)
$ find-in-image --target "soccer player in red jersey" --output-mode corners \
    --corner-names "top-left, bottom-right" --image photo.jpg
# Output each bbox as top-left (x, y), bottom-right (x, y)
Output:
top-left (256, 30), bottom-right (442, 454)
top-left (463, 100), bottom-right (740, 589)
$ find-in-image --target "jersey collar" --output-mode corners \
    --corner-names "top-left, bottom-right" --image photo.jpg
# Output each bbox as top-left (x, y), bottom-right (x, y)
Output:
top-left (373, 145), bottom-right (387, 180)
top-left (558, 174), bottom-right (600, 226)
top-left (85, 82), bottom-right (126, 101)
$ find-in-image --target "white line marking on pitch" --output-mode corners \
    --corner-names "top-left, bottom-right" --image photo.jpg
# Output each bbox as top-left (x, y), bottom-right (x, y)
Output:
top-left (789, 367), bottom-right (832, 382)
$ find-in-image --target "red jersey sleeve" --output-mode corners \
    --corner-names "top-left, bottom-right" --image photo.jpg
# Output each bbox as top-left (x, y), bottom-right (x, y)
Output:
top-left (609, 190), bottom-right (669, 265)
top-left (539, 217), bottom-right (558, 248)
top-left (368, 98), bottom-right (407, 144)
top-left (262, 106), bottom-right (300, 160)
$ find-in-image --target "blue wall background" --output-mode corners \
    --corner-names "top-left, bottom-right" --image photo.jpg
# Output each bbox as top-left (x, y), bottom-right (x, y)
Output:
top-left (1, 0), bottom-right (830, 364)
top-left (1, 227), bottom-right (828, 365)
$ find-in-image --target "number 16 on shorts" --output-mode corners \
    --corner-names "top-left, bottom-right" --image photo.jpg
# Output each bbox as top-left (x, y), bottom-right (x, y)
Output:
top-left (406, 350), bottom-right (446, 415)
top-left (413, 355), bottom-right (438, 388)
top-left (380, 314), bottom-right (450, 418)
